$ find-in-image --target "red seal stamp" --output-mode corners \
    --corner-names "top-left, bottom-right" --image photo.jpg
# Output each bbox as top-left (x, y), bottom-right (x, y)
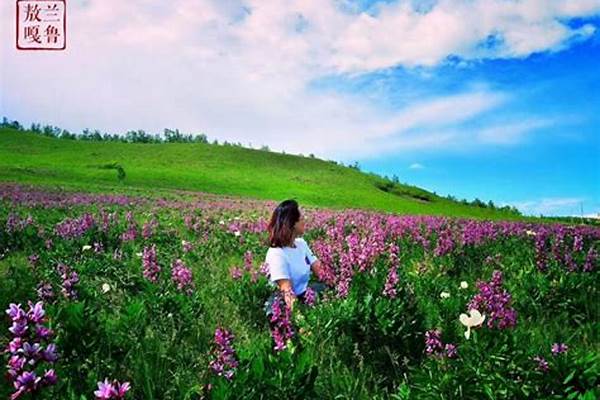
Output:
top-left (16, 0), bottom-right (66, 50)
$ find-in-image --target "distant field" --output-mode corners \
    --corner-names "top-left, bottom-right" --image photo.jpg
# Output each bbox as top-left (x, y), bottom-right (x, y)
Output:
top-left (0, 127), bottom-right (540, 221)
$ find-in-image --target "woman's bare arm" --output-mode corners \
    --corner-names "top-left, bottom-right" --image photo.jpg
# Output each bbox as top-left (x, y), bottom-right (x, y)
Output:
top-left (310, 259), bottom-right (331, 285)
top-left (275, 278), bottom-right (296, 310)
top-left (310, 259), bottom-right (323, 277)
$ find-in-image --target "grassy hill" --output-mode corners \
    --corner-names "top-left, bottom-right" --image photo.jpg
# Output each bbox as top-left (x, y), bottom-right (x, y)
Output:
top-left (0, 127), bottom-right (533, 220)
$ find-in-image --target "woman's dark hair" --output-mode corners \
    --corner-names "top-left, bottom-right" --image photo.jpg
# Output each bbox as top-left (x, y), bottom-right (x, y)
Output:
top-left (268, 199), bottom-right (300, 247)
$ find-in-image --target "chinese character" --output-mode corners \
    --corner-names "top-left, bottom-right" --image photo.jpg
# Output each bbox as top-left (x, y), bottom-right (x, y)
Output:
top-left (45, 3), bottom-right (60, 21)
top-left (24, 3), bottom-right (41, 22)
top-left (24, 25), bottom-right (42, 43)
top-left (17, 0), bottom-right (66, 50)
top-left (45, 25), bottom-right (60, 43)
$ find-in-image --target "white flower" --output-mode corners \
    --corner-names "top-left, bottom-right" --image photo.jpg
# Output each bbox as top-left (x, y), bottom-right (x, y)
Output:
top-left (460, 281), bottom-right (469, 289)
top-left (525, 230), bottom-right (537, 236)
top-left (219, 220), bottom-right (225, 225)
top-left (101, 283), bottom-right (111, 293)
top-left (440, 291), bottom-right (451, 299)
top-left (82, 245), bottom-right (92, 251)
top-left (459, 309), bottom-right (486, 340)
top-left (135, 252), bottom-right (143, 257)
top-left (181, 240), bottom-right (188, 246)
top-left (234, 216), bottom-right (240, 220)
top-left (234, 231), bottom-right (241, 237)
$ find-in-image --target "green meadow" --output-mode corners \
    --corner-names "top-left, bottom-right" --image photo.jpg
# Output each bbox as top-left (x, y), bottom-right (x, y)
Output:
top-left (1, 127), bottom-right (536, 221)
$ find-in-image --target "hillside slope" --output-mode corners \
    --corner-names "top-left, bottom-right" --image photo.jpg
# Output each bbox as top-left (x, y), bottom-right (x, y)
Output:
top-left (0, 127), bottom-right (528, 220)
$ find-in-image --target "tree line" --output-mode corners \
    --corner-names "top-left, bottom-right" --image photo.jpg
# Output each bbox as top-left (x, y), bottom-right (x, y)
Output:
top-left (1, 116), bottom-right (521, 216)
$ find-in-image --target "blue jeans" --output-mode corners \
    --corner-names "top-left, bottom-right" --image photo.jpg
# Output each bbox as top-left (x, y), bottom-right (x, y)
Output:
top-left (264, 282), bottom-right (328, 317)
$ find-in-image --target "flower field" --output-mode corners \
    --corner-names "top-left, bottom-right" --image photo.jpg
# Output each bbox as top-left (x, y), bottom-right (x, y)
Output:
top-left (0, 183), bottom-right (598, 399)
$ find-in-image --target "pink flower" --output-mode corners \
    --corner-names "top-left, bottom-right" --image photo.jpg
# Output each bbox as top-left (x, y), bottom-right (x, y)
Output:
top-left (142, 245), bottom-right (161, 283)
top-left (171, 259), bottom-right (194, 294)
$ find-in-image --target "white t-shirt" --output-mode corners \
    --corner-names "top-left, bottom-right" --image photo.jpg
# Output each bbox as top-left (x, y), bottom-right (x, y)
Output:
top-left (265, 237), bottom-right (318, 296)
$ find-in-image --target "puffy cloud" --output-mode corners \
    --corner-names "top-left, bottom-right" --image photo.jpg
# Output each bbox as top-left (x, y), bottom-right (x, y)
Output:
top-left (1, 0), bottom-right (598, 159)
top-left (475, 118), bottom-right (554, 145)
top-left (328, 0), bottom-right (600, 73)
top-left (503, 197), bottom-right (586, 216)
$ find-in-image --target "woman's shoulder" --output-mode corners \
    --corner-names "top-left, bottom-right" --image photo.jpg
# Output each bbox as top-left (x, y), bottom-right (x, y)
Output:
top-left (266, 247), bottom-right (287, 267)
top-left (294, 237), bottom-right (307, 244)
top-left (294, 237), bottom-right (308, 247)
top-left (266, 246), bottom-right (285, 256)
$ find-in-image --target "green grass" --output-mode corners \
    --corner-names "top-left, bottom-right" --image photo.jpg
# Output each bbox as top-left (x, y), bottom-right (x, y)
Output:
top-left (0, 127), bottom-right (535, 221)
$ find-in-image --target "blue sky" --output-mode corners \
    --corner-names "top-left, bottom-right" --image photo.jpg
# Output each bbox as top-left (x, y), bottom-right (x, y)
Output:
top-left (1, 0), bottom-right (599, 217)
top-left (324, 25), bottom-right (600, 217)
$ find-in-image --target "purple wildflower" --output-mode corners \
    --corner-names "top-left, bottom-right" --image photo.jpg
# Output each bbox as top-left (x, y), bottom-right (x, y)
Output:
top-left (36, 282), bottom-right (55, 301)
top-left (259, 262), bottom-right (270, 277)
top-left (424, 329), bottom-right (443, 355)
top-left (6, 303), bottom-right (27, 322)
top-left (445, 343), bottom-right (458, 358)
top-left (120, 211), bottom-right (138, 242)
top-left (583, 246), bottom-right (597, 272)
top-left (13, 371), bottom-right (42, 398)
top-left (230, 266), bottom-right (243, 280)
top-left (551, 342), bottom-right (568, 356)
top-left (22, 342), bottom-right (42, 359)
top-left (54, 213), bottom-right (95, 240)
top-left (302, 287), bottom-right (317, 307)
top-left (27, 301), bottom-right (45, 323)
top-left (94, 378), bottom-right (131, 399)
top-left (7, 337), bottom-right (23, 353)
top-left (41, 343), bottom-right (58, 362)
top-left (209, 327), bottom-right (239, 380)
top-left (142, 218), bottom-right (158, 239)
top-left (383, 243), bottom-right (400, 298)
top-left (533, 355), bottom-right (549, 372)
top-left (424, 329), bottom-right (458, 359)
top-left (94, 379), bottom-right (114, 399)
top-left (55, 263), bottom-right (79, 300)
top-left (93, 242), bottom-right (104, 253)
top-left (434, 227), bottom-right (455, 257)
top-left (42, 369), bottom-right (57, 385)
top-left (9, 321), bottom-right (28, 337)
top-left (4, 301), bottom-right (58, 399)
top-left (269, 294), bottom-right (295, 352)
top-left (171, 259), bottom-right (194, 294)
top-left (572, 234), bottom-right (583, 252)
top-left (35, 325), bottom-right (54, 340)
top-left (28, 254), bottom-right (39, 267)
top-left (467, 270), bottom-right (517, 329)
top-left (243, 250), bottom-right (253, 271)
top-left (142, 245), bottom-right (161, 283)
top-left (182, 240), bottom-right (193, 253)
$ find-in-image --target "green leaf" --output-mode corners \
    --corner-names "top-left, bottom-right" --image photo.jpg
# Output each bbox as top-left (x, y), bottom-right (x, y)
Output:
top-left (251, 355), bottom-right (265, 378)
top-left (581, 391), bottom-right (599, 400)
top-left (563, 370), bottom-right (577, 385)
top-left (483, 384), bottom-right (494, 399)
top-left (63, 301), bottom-right (85, 331)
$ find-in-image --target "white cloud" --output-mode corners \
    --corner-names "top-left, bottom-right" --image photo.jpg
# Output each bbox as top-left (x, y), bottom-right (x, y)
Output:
top-left (329, 0), bottom-right (600, 73)
top-left (378, 90), bottom-right (508, 133)
top-left (476, 118), bottom-right (554, 144)
top-left (503, 197), bottom-right (587, 216)
top-left (409, 163), bottom-right (425, 169)
top-left (583, 212), bottom-right (600, 219)
top-left (1, 0), bottom-right (598, 159)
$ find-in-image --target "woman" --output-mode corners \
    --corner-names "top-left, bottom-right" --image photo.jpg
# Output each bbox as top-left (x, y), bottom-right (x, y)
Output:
top-left (263, 199), bottom-right (328, 317)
